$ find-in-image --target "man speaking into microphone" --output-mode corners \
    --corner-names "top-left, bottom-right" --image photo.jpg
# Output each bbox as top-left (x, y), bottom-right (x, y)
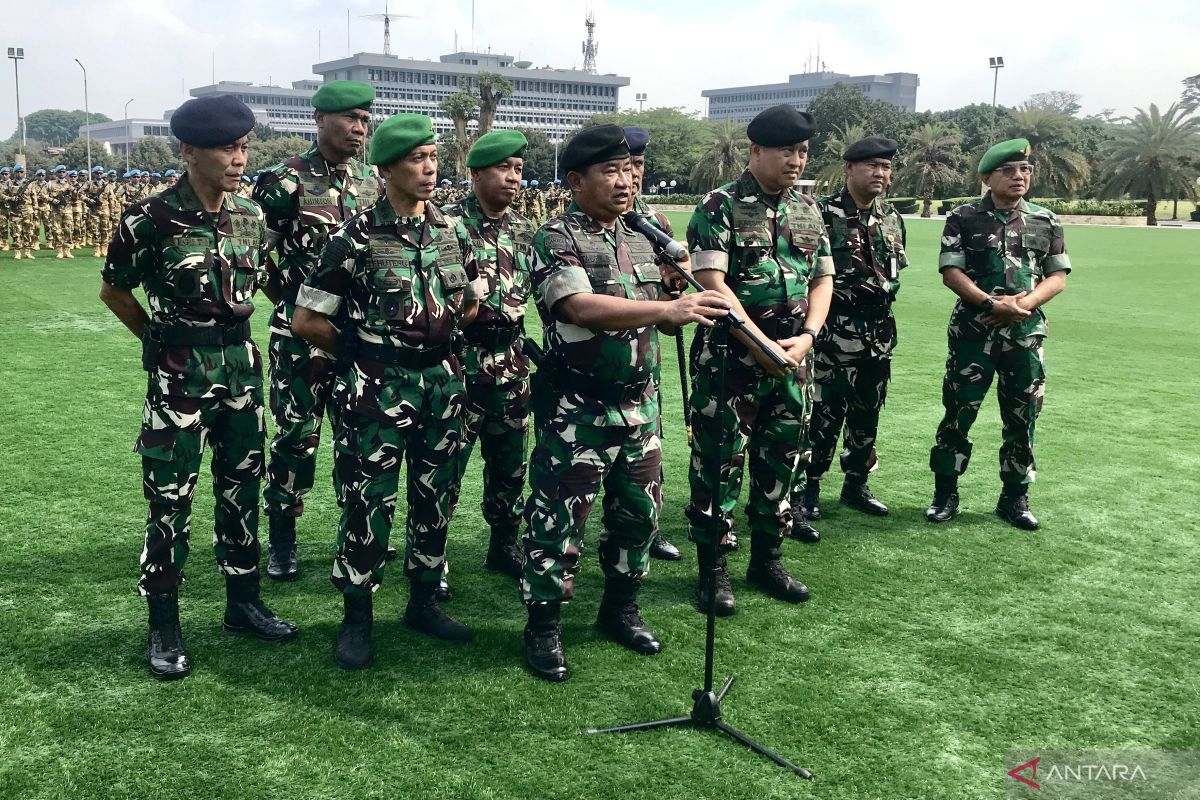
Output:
top-left (519, 125), bottom-right (730, 682)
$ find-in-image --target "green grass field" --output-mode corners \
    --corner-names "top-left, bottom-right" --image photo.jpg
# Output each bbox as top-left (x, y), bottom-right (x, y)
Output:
top-left (1, 220), bottom-right (1197, 799)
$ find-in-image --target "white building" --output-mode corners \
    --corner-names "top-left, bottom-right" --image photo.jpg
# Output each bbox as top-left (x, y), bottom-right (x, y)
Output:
top-left (704, 71), bottom-right (920, 123)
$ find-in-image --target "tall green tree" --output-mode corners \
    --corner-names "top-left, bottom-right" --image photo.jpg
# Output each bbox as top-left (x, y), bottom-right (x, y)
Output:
top-left (515, 127), bottom-right (557, 183)
top-left (1006, 109), bottom-right (1090, 197)
top-left (1023, 90), bottom-right (1083, 117)
top-left (59, 137), bottom-right (94, 169)
top-left (440, 90), bottom-right (479, 180)
top-left (15, 109), bottom-right (110, 147)
top-left (1180, 74), bottom-right (1200, 115)
top-left (807, 83), bottom-right (919, 157)
top-left (893, 123), bottom-right (964, 217)
top-left (476, 73), bottom-right (514, 135)
top-left (245, 135), bottom-right (308, 175)
top-left (811, 122), bottom-right (867, 194)
top-left (688, 120), bottom-right (748, 194)
top-left (588, 107), bottom-right (711, 190)
top-left (1098, 103), bottom-right (1200, 226)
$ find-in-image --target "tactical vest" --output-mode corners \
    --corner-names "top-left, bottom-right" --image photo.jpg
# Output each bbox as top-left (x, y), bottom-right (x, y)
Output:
top-left (363, 225), bottom-right (468, 329)
top-left (727, 194), bottom-right (816, 337)
top-left (567, 223), bottom-right (659, 302)
top-left (286, 154), bottom-right (380, 252)
top-left (160, 205), bottom-right (261, 305)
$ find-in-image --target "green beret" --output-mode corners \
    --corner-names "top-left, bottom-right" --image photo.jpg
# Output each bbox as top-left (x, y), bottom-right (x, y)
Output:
top-left (979, 138), bottom-right (1031, 174)
top-left (369, 114), bottom-right (435, 166)
top-left (466, 129), bottom-right (528, 168)
top-left (312, 80), bottom-right (375, 113)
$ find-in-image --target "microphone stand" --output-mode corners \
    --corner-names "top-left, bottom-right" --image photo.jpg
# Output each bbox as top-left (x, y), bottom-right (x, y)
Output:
top-left (582, 220), bottom-right (813, 780)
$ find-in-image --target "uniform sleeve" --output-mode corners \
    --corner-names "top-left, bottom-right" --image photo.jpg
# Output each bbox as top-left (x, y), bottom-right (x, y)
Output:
top-left (102, 204), bottom-right (155, 290)
top-left (686, 193), bottom-right (732, 273)
top-left (1042, 215), bottom-right (1072, 275)
top-left (251, 168), bottom-right (296, 252)
top-left (813, 226), bottom-right (835, 279)
top-left (532, 224), bottom-right (592, 312)
top-left (455, 219), bottom-right (485, 301)
top-left (296, 224), bottom-right (358, 316)
top-left (938, 208), bottom-right (966, 272)
top-left (253, 204), bottom-right (271, 287)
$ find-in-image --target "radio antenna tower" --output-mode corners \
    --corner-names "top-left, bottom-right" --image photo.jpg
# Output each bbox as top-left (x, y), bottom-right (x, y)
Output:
top-left (362, 2), bottom-right (415, 56)
top-left (582, 12), bottom-right (598, 73)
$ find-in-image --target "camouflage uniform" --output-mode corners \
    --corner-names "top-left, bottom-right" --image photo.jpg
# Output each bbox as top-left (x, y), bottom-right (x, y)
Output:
top-left (806, 186), bottom-right (907, 483)
top-left (295, 195), bottom-right (481, 595)
top-left (102, 173), bottom-right (271, 596)
top-left (684, 169), bottom-right (834, 551)
top-left (84, 178), bottom-right (107, 254)
top-left (0, 173), bottom-right (10, 250)
top-left (441, 193), bottom-right (535, 546)
top-left (48, 177), bottom-right (74, 254)
top-left (254, 142), bottom-right (382, 522)
top-left (9, 177), bottom-right (38, 256)
top-left (521, 201), bottom-right (665, 604)
top-left (930, 193), bottom-right (1071, 486)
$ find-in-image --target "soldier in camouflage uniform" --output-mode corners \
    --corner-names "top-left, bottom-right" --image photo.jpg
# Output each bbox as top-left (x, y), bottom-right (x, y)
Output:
top-left (798, 137), bottom-right (906, 528)
top-left (47, 166), bottom-right (74, 258)
top-left (84, 166), bottom-right (108, 256)
top-left (253, 80), bottom-right (382, 581)
top-left (441, 130), bottom-right (535, 585)
top-left (623, 125), bottom-right (684, 562)
top-left (9, 165), bottom-right (37, 259)
top-left (292, 113), bottom-right (485, 671)
top-left (927, 138), bottom-right (1071, 531)
top-left (70, 170), bottom-right (87, 249)
top-left (0, 166), bottom-right (11, 251)
top-left (31, 169), bottom-right (51, 251)
top-left (684, 105), bottom-right (834, 616)
top-left (100, 170), bottom-right (120, 246)
top-left (519, 125), bottom-right (730, 682)
top-left (99, 95), bottom-right (298, 682)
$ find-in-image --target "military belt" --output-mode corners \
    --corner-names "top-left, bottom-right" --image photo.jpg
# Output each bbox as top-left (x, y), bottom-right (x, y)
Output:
top-left (354, 340), bottom-right (452, 369)
top-left (463, 319), bottom-right (523, 349)
top-left (155, 319), bottom-right (252, 347)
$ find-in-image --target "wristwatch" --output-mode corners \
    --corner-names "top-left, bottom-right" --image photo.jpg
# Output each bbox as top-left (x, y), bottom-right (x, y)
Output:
top-left (979, 297), bottom-right (996, 313)
top-left (799, 327), bottom-right (820, 341)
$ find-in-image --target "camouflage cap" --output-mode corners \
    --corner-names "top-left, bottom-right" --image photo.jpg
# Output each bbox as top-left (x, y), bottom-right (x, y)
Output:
top-left (560, 124), bottom-right (629, 174)
top-left (979, 138), bottom-right (1031, 174)
top-left (747, 104), bottom-right (814, 146)
top-left (842, 136), bottom-right (897, 162)
top-left (369, 113), bottom-right (435, 166)
top-left (466, 128), bottom-right (528, 168)
top-left (312, 80), bottom-right (375, 113)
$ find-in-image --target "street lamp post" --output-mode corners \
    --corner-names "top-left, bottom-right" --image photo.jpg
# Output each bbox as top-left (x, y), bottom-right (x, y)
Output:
top-left (124, 98), bottom-right (134, 174)
top-left (553, 137), bottom-right (560, 183)
top-left (658, 179), bottom-right (677, 197)
top-left (74, 58), bottom-right (92, 174)
top-left (989, 56), bottom-right (1005, 108)
top-left (7, 47), bottom-right (24, 154)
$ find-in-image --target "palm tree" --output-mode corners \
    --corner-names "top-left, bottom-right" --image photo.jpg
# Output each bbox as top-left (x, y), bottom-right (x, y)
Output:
top-left (475, 72), bottom-right (514, 135)
top-left (689, 120), bottom-right (748, 194)
top-left (440, 91), bottom-right (479, 180)
top-left (1098, 103), bottom-right (1200, 226)
top-left (1007, 108), bottom-right (1090, 198)
top-left (811, 122), bottom-right (867, 194)
top-left (894, 122), bottom-right (964, 217)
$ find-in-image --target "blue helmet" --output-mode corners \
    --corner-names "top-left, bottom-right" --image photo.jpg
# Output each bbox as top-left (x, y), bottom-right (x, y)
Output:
top-left (240, 175), bottom-right (251, 183)
top-left (0, 167), bottom-right (9, 174)
top-left (35, 168), bottom-right (46, 176)
top-left (460, 179), bottom-right (469, 185)
top-left (440, 178), bottom-right (451, 185)
top-left (106, 169), bottom-right (117, 177)
top-left (13, 163), bottom-right (24, 171)
top-left (530, 179), bottom-right (539, 187)
top-left (152, 172), bottom-right (162, 178)
top-left (68, 170), bottom-right (78, 177)
top-left (92, 165), bottom-right (104, 173)
top-left (520, 179), bottom-right (528, 188)
top-left (164, 169), bottom-right (176, 177)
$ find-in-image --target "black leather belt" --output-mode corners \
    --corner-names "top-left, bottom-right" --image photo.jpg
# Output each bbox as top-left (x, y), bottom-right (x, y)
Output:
top-left (156, 319), bottom-right (251, 347)
top-left (464, 320), bottom-right (523, 349)
top-left (354, 340), bottom-right (451, 368)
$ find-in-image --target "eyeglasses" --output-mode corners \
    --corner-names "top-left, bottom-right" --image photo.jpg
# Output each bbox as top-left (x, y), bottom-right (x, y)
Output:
top-left (995, 163), bottom-right (1034, 177)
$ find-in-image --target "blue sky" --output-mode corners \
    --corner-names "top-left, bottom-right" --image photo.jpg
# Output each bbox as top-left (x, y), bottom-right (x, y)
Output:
top-left (2, 0), bottom-right (1196, 125)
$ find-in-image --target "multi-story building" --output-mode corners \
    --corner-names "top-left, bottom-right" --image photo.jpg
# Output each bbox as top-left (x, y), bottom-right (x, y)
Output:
top-left (703, 71), bottom-right (919, 123)
top-left (313, 50), bottom-right (629, 140)
top-left (76, 118), bottom-right (176, 157)
top-left (189, 80), bottom-right (322, 139)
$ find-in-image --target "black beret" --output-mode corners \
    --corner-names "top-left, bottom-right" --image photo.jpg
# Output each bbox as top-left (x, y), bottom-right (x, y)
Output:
top-left (842, 136), bottom-right (898, 162)
top-left (747, 104), bottom-right (815, 147)
top-left (560, 124), bottom-right (630, 174)
top-left (171, 95), bottom-right (256, 147)
top-left (623, 126), bottom-right (650, 156)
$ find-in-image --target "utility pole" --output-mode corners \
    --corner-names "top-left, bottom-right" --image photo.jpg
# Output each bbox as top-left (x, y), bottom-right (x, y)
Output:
top-left (75, 58), bottom-right (92, 174)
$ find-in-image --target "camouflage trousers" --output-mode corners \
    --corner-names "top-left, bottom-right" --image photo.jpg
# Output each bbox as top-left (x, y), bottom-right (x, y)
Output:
top-left (448, 375), bottom-right (530, 534)
top-left (806, 352), bottom-right (891, 482)
top-left (331, 362), bottom-right (466, 595)
top-left (49, 211), bottom-right (73, 249)
top-left (686, 355), bottom-right (810, 548)
top-left (264, 332), bottom-right (336, 518)
top-left (0, 211), bottom-right (8, 247)
top-left (134, 388), bottom-right (266, 596)
top-left (11, 209), bottom-right (37, 249)
top-left (520, 413), bottom-right (662, 604)
top-left (930, 336), bottom-right (1046, 486)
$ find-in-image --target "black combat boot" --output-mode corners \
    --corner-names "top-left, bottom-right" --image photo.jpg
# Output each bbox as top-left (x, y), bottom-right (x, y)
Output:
top-left (745, 536), bottom-right (811, 603)
top-left (996, 485), bottom-right (1039, 530)
top-left (648, 533), bottom-right (682, 561)
top-left (147, 590), bottom-right (190, 680)
top-left (926, 474), bottom-right (960, 523)
top-left (800, 479), bottom-right (822, 521)
top-left (335, 592), bottom-right (373, 670)
top-left (266, 513), bottom-right (298, 581)
top-left (482, 525), bottom-right (523, 578)
top-left (524, 601), bottom-right (568, 682)
top-left (595, 575), bottom-right (661, 655)
top-left (403, 579), bottom-right (472, 642)
top-left (841, 479), bottom-right (889, 516)
top-left (694, 543), bottom-right (736, 616)
top-left (222, 573), bottom-right (299, 642)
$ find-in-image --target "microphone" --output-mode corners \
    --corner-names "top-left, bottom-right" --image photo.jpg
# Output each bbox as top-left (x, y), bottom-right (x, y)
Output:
top-left (622, 212), bottom-right (688, 262)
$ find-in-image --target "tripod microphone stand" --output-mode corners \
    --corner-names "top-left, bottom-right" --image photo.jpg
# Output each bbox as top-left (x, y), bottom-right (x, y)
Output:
top-left (582, 214), bottom-right (813, 780)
